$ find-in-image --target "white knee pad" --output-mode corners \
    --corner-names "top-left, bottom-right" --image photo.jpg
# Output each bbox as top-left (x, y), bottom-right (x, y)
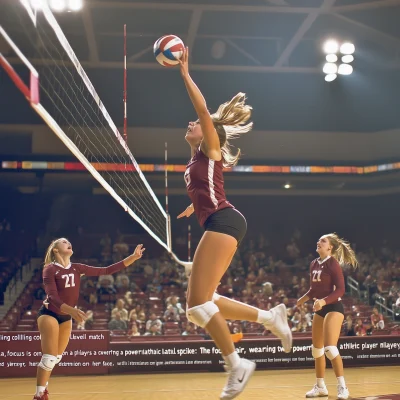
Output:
top-left (324, 345), bottom-right (339, 360)
top-left (38, 354), bottom-right (57, 372)
top-left (186, 301), bottom-right (219, 328)
top-left (212, 292), bottom-right (221, 302)
top-left (312, 346), bottom-right (325, 359)
top-left (55, 355), bottom-right (62, 364)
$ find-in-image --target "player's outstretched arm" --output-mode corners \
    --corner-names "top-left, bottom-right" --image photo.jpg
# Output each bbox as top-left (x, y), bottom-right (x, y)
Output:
top-left (178, 47), bottom-right (221, 157)
top-left (177, 203), bottom-right (194, 219)
top-left (79, 244), bottom-right (145, 276)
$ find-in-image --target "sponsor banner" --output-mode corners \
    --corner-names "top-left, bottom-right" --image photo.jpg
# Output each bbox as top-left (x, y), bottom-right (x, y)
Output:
top-left (0, 331), bottom-right (109, 378)
top-left (0, 332), bottom-right (399, 377)
top-left (109, 336), bottom-right (400, 373)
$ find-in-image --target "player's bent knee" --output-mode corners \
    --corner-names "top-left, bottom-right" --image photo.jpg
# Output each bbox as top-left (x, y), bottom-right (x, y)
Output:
top-left (186, 301), bottom-right (219, 328)
top-left (312, 346), bottom-right (325, 359)
top-left (38, 354), bottom-right (57, 371)
top-left (324, 345), bottom-right (339, 360)
top-left (55, 355), bottom-right (62, 364)
top-left (212, 292), bottom-right (221, 302)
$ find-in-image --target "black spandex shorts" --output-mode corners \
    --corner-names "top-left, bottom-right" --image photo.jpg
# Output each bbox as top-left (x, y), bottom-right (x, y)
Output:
top-left (315, 301), bottom-right (344, 318)
top-left (37, 305), bottom-right (72, 324)
top-left (203, 207), bottom-right (247, 245)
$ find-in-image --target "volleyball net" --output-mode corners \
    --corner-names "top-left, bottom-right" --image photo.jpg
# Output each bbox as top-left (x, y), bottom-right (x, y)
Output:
top-left (0, 0), bottom-right (171, 251)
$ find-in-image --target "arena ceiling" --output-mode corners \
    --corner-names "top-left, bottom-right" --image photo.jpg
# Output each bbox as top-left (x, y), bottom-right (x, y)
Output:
top-left (3, 0), bottom-right (400, 72)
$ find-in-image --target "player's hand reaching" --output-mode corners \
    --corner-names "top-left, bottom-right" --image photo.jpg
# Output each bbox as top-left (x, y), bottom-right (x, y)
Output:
top-left (123, 244), bottom-right (145, 267)
top-left (177, 204), bottom-right (194, 219)
top-left (313, 298), bottom-right (326, 312)
top-left (177, 47), bottom-right (189, 78)
top-left (132, 244), bottom-right (145, 260)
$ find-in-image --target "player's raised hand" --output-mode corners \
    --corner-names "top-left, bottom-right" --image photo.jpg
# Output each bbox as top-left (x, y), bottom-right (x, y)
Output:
top-left (177, 203), bottom-right (194, 219)
top-left (178, 47), bottom-right (189, 78)
top-left (133, 244), bottom-right (145, 260)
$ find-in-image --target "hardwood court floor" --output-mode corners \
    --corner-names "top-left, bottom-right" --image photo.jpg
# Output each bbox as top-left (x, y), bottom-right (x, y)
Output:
top-left (1, 366), bottom-right (399, 399)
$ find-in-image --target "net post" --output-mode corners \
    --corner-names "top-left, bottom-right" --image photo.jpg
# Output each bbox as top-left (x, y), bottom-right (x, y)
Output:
top-left (123, 24), bottom-right (127, 142)
top-left (165, 141), bottom-right (172, 251)
top-left (188, 224), bottom-right (191, 262)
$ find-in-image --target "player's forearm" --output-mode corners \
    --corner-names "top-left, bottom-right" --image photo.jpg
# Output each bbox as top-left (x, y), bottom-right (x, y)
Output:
top-left (122, 254), bottom-right (141, 267)
top-left (60, 303), bottom-right (74, 314)
top-left (182, 75), bottom-right (208, 117)
top-left (297, 294), bottom-right (309, 306)
top-left (323, 287), bottom-right (344, 305)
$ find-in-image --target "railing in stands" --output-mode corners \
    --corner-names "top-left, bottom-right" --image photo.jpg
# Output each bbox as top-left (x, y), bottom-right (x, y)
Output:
top-left (7, 261), bottom-right (32, 300)
top-left (347, 276), bottom-right (361, 299)
top-left (375, 295), bottom-right (395, 320)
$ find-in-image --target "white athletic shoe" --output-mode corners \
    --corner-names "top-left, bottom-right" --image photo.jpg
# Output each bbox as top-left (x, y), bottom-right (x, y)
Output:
top-left (220, 358), bottom-right (256, 400)
top-left (337, 385), bottom-right (349, 399)
top-left (305, 384), bottom-right (329, 398)
top-left (264, 303), bottom-right (293, 353)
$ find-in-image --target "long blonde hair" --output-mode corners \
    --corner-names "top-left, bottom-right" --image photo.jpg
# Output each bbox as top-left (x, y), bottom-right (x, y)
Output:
top-left (211, 92), bottom-right (253, 168)
top-left (325, 233), bottom-right (358, 269)
top-left (44, 238), bottom-right (64, 266)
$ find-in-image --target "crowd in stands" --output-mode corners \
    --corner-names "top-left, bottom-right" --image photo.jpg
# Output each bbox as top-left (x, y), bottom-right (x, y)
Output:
top-left (1, 202), bottom-right (400, 337)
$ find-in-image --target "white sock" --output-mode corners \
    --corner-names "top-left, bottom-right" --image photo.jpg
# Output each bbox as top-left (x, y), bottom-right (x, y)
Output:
top-left (337, 376), bottom-right (346, 387)
top-left (316, 378), bottom-right (325, 388)
top-left (223, 351), bottom-right (241, 369)
top-left (36, 386), bottom-right (46, 396)
top-left (257, 309), bottom-right (273, 324)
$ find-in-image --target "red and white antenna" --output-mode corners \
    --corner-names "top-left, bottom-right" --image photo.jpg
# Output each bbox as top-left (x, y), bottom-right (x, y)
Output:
top-left (123, 24), bottom-right (127, 142)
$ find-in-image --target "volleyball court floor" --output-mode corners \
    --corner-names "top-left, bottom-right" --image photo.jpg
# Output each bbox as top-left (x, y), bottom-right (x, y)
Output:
top-left (1, 366), bottom-right (399, 399)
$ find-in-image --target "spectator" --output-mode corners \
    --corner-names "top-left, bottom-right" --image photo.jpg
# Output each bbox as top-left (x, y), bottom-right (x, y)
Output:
top-left (355, 318), bottom-right (366, 336)
top-left (144, 323), bottom-right (162, 336)
top-left (111, 299), bottom-right (129, 321)
top-left (345, 315), bottom-right (356, 336)
top-left (182, 324), bottom-right (196, 336)
top-left (166, 295), bottom-right (185, 314)
top-left (163, 304), bottom-right (180, 322)
top-left (145, 313), bottom-right (162, 334)
top-left (128, 323), bottom-right (140, 337)
top-left (108, 312), bottom-right (127, 331)
top-left (108, 312), bottom-right (128, 331)
top-left (370, 307), bottom-right (385, 330)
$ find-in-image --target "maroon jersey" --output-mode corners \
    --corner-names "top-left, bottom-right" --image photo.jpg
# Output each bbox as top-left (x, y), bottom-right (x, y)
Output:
top-left (184, 147), bottom-right (233, 226)
top-left (42, 261), bottom-right (125, 315)
top-left (304, 256), bottom-right (345, 305)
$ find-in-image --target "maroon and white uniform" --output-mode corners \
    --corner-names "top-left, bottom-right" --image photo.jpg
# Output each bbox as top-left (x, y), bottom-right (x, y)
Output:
top-left (43, 261), bottom-right (125, 315)
top-left (304, 256), bottom-right (345, 305)
top-left (184, 146), bottom-right (233, 226)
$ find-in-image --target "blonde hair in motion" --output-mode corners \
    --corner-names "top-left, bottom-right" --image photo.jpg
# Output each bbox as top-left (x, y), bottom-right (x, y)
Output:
top-left (325, 233), bottom-right (358, 268)
top-left (44, 238), bottom-right (64, 266)
top-left (211, 92), bottom-right (253, 168)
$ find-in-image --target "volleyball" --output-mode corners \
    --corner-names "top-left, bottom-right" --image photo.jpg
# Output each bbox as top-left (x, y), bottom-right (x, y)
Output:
top-left (153, 35), bottom-right (185, 67)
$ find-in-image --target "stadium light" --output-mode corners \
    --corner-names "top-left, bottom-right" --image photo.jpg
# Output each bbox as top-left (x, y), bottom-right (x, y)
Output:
top-left (342, 55), bottom-right (354, 64)
top-left (30, 0), bottom-right (44, 10)
top-left (325, 74), bottom-right (337, 82)
top-left (69, 0), bottom-right (83, 11)
top-left (323, 39), bottom-right (355, 82)
top-left (326, 54), bottom-right (338, 63)
top-left (340, 42), bottom-right (355, 55)
top-left (323, 40), bottom-right (339, 54)
top-left (49, 0), bottom-right (66, 11)
top-left (284, 183), bottom-right (291, 189)
top-left (338, 64), bottom-right (353, 75)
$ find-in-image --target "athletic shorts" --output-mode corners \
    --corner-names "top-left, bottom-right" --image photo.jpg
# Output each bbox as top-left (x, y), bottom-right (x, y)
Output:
top-left (203, 207), bottom-right (247, 245)
top-left (315, 301), bottom-right (344, 318)
top-left (37, 305), bottom-right (72, 324)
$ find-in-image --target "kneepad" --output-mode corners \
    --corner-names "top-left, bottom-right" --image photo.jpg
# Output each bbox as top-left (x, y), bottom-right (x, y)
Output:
top-left (55, 355), bottom-right (62, 364)
top-left (312, 346), bottom-right (325, 359)
top-left (38, 354), bottom-right (57, 371)
top-left (212, 292), bottom-right (221, 302)
top-left (324, 345), bottom-right (339, 360)
top-left (186, 301), bottom-right (219, 328)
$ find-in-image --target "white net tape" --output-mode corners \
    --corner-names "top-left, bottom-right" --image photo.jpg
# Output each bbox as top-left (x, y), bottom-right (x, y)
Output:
top-left (1, 0), bottom-right (170, 251)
